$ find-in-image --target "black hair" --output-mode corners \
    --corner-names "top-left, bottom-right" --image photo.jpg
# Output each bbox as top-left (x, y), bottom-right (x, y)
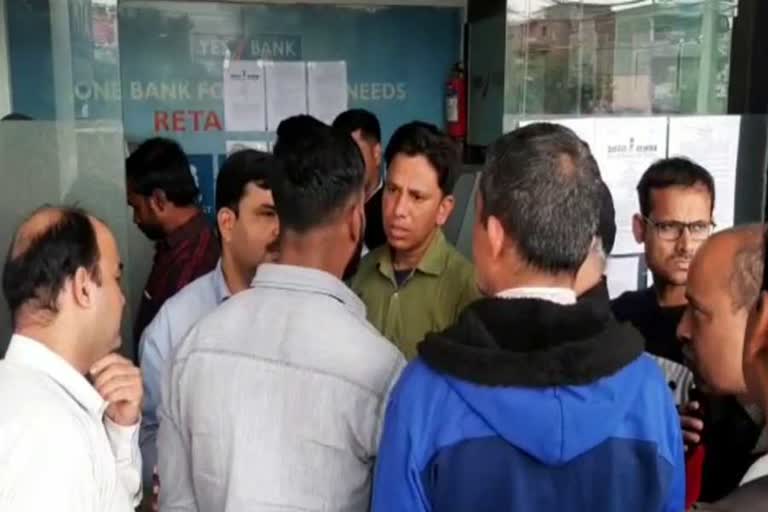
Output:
top-left (637, 157), bottom-right (715, 217)
top-left (272, 121), bottom-right (365, 233)
top-left (1, 113), bottom-right (33, 121)
top-left (216, 150), bottom-right (274, 214)
top-left (273, 115), bottom-right (328, 158)
top-left (332, 109), bottom-right (382, 143)
top-left (2, 207), bottom-right (101, 319)
top-left (384, 121), bottom-right (460, 195)
top-left (125, 137), bottom-right (199, 207)
top-left (480, 123), bottom-right (601, 274)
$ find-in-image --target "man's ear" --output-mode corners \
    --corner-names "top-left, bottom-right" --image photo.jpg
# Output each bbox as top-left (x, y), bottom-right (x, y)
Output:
top-left (436, 194), bottom-right (455, 227)
top-left (632, 213), bottom-right (646, 244)
top-left (373, 142), bottom-right (383, 169)
top-left (748, 291), bottom-right (768, 362)
top-left (149, 189), bottom-right (168, 214)
top-left (348, 199), bottom-right (365, 244)
top-left (217, 207), bottom-right (236, 244)
top-left (71, 266), bottom-right (94, 309)
top-left (487, 214), bottom-right (506, 260)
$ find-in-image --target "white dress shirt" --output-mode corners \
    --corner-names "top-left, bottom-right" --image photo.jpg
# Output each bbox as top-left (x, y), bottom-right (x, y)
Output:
top-left (139, 260), bottom-right (230, 486)
top-left (496, 286), bottom-right (577, 305)
top-left (0, 335), bottom-right (142, 511)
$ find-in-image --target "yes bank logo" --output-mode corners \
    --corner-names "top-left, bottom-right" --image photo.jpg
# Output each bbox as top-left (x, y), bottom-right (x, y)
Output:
top-left (193, 34), bottom-right (302, 61)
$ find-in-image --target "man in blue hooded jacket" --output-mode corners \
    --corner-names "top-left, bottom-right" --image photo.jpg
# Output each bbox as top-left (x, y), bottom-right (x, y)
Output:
top-left (371, 123), bottom-right (685, 512)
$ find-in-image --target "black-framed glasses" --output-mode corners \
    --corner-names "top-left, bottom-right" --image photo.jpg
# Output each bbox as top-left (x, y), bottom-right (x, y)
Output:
top-left (644, 216), bottom-right (715, 242)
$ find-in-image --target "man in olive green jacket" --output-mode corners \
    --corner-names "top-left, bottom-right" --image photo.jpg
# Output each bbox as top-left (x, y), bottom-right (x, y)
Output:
top-left (352, 122), bottom-right (479, 359)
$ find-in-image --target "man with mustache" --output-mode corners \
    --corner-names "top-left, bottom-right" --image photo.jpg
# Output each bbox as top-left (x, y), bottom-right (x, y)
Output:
top-left (612, 158), bottom-right (716, 405)
top-left (125, 138), bottom-right (219, 362)
top-left (138, 149), bottom-right (279, 495)
top-left (351, 122), bottom-right (479, 359)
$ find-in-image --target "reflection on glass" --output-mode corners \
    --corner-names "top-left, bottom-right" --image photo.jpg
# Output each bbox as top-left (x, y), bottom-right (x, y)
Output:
top-left (505, 0), bottom-right (737, 117)
top-left (0, 0), bottom-right (150, 360)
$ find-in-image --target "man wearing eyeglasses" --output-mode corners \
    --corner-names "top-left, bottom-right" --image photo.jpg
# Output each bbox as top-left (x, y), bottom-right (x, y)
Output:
top-left (612, 157), bottom-right (716, 406)
top-left (612, 158), bottom-right (718, 506)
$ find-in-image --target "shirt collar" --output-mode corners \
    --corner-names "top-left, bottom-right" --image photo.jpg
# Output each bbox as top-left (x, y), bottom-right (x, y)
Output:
top-left (253, 263), bottom-right (366, 319)
top-left (212, 260), bottom-right (232, 304)
top-left (161, 211), bottom-right (208, 250)
top-left (4, 334), bottom-right (107, 421)
top-left (495, 287), bottom-right (577, 305)
top-left (377, 230), bottom-right (450, 281)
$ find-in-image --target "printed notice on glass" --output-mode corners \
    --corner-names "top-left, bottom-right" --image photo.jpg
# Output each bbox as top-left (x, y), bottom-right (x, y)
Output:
top-left (226, 140), bottom-right (269, 155)
top-left (593, 117), bottom-right (668, 255)
top-left (307, 61), bottom-right (348, 125)
top-left (223, 61), bottom-right (266, 132)
top-left (265, 61), bottom-right (307, 131)
top-left (668, 116), bottom-right (740, 231)
top-left (607, 255), bottom-right (644, 299)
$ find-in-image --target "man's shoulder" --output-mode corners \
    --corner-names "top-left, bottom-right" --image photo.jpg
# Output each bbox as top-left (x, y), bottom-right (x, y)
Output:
top-left (143, 269), bottom-right (220, 340)
top-left (694, 476), bottom-right (768, 511)
top-left (0, 368), bottom-right (90, 444)
top-left (162, 269), bottom-right (220, 313)
top-left (352, 248), bottom-right (388, 292)
top-left (443, 242), bottom-right (473, 270)
top-left (357, 247), bottom-right (385, 275)
top-left (610, 288), bottom-right (654, 319)
top-left (172, 286), bottom-right (406, 394)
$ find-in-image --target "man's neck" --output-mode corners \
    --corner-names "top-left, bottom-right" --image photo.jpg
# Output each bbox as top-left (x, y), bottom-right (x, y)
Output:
top-left (278, 229), bottom-right (349, 279)
top-left (654, 281), bottom-right (687, 308)
top-left (392, 230), bottom-right (437, 271)
top-left (221, 251), bottom-right (256, 295)
top-left (163, 207), bottom-right (200, 235)
top-left (15, 325), bottom-right (91, 375)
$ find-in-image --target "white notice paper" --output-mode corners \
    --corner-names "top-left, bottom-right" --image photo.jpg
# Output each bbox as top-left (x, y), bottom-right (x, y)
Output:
top-left (265, 61), bottom-right (307, 131)
top-left (593, 117), bottom-right (668, 255)
top-left (226, 140), bottom-right (269, 155)
top-left (607, 255), bottom-right (643, 299)
top-left (223, 61), bottom-right (266, 132)
top-left (307, 61), bottom-right (348, 125)
top-left (668, 115), bottom-right (741, 230)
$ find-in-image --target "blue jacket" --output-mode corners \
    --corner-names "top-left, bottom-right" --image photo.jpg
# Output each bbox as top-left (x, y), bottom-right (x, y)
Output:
top-left (372, 296), bottom-right (685, 512)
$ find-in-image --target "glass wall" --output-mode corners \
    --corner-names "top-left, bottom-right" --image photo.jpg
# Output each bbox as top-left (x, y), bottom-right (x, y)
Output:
top-left (0, 0), bottom-right (152, 358)
top-left (504, 0), bottom-right (737, 119)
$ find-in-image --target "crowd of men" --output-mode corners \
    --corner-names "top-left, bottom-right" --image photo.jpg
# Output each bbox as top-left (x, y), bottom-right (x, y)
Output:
top-left (0, 109), bottom-right (767, 512)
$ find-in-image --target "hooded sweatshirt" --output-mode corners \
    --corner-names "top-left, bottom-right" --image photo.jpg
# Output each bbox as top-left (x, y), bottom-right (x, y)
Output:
top-left (371, 295), bottom-right (685, 512)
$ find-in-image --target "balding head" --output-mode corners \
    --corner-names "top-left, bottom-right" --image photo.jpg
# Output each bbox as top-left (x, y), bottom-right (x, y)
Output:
top-left (678, 224), bottom-right (764, 395)
top-left (2, 206), bottom-right (102, 324)
top-left (690, 224), bottom-right (764, 312)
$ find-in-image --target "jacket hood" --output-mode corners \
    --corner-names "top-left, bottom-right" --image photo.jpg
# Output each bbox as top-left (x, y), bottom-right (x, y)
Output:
top-left (418, 296), bottom-right (646, 465)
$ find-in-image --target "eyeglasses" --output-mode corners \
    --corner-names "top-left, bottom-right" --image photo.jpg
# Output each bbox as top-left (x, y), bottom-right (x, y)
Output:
top-left (644, 217), bottom-right (715, 241)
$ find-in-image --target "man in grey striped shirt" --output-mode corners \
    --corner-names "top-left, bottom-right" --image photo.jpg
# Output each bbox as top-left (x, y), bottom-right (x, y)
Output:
top-left (158, 118), bottom-right (405, 511)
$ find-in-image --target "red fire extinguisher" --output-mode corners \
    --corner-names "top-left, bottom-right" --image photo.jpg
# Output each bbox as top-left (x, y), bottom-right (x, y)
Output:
top-left (446, 62), bottom-right (467, 141)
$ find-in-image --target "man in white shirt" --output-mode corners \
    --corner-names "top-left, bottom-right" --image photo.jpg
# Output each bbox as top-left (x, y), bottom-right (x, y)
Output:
top-left (140, 149), bottom-right (278, 487)
top-left (159, 118), bottom-right (405, 511)
top-left (0, 206), bottom-right (143, 511)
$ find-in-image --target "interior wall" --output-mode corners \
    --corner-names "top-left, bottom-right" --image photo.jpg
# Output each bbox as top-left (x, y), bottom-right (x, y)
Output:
top-left (0, 0), bottom-right (11, 115)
